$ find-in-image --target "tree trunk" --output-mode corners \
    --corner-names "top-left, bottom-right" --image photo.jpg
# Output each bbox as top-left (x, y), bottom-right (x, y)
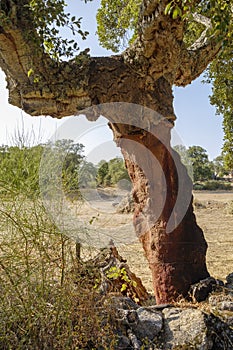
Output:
top-left (109, 121), bottom-right (209, 304)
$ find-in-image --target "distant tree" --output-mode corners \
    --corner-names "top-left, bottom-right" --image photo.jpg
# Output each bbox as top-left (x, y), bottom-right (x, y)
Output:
top-left (0, 140), bottom-right (86, 196)
top-left (96, 160), bottom-right (109, 186)
top-left (79, 161), bottom-right (97, 188)
top-left (206, 46), bottom-right (233, 172)
top-left (96, 158), bottom-right (130, 187)
top-left (212, 154), bottom-right (230, 178)
top-left (107, 157), bottom-right (130, 185)
top-left (173, 145), bottom-right (193, 179)
top-left (187, 146), bottom-right (213, 182)
top-left (52, 139), bottom-right (85, 193)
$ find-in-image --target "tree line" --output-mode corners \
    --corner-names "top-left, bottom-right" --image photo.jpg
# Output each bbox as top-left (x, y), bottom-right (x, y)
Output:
top-left (174, 145), bottom-right (232, 182)
top-left (0, 140), bottom-right (231, 199)
top-left (0, 139), bottom-right (130, 197)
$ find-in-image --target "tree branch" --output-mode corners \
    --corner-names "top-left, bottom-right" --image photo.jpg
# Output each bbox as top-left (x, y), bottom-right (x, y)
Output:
top-left (174, 14), bottom-right (221, 86)
top-left (0, 0), bottom-right (222, 115)
top-left (0, 1), bottom-right (176, 120)
top-left (189, 13), bottom-right (212, 49)
top-left (0, 7), bottom-right (145, 118)
top-left (123, 0), bottom-right (186, 82)
top-left (123, 0), bottom-right (210, 84)
top-left (0, 26), bottom-right (91, 116)
top-left (124, 1), bottom-right (224, 87)
top-left (0, 3), bottom-right (90, 117)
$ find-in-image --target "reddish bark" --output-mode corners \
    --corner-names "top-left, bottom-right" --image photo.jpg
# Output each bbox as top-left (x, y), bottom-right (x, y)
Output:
top-left (110, 121), bottom-right (209, 304)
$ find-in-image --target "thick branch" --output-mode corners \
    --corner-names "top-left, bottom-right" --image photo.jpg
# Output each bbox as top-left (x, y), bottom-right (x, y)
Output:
top-left (174, 14), bottom-right (221, 86)
top-left (123, 0), bottom-right (186, 83)
top-left (174, 37), bottom-right (221, 86)
top-left (0, 18), bottom-right (133, 117)
top-left (0, 25), bottom-right (176, 119)
top-left (0, 31), bottom-right (175, 121)
top-left (0, 2), bottom-right (176, 119)
top-left (0, 15), bottom-right (91, 116)
top-left (0, 0), bottom-right (223, 115)
top-left (124, 0), bottom-right (223, 86)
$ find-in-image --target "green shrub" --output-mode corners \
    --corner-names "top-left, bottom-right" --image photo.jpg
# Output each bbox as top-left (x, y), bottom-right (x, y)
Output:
top-left (0, 131), bottom-right (119, 348)
top-left (193, 182), bottom-right (205, 190)
top-left (194, 180), bottom-right (232, 191)
top-left (0, 187), bottom-right (116, 349)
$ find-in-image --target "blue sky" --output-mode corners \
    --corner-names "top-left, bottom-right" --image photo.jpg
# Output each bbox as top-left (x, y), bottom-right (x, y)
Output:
top-left (0, 0), bottom-right (224, 160)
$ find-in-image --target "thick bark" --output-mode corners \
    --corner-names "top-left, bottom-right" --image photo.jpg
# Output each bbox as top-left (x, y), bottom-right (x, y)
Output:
top-left (110, 122), bottom-right (209, 303)
top-left (0, 0), bottom-right (223, 114)
top-left (124, 0), bottom-right (222, 85)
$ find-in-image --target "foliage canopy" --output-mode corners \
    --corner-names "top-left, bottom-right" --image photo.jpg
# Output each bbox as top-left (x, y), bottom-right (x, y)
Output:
top-left (95, 0), bottom-right (233, 168)
top-left (187, 145), bottom-right (213, 182)
top-left (0, 0), bottom-right (232, 167)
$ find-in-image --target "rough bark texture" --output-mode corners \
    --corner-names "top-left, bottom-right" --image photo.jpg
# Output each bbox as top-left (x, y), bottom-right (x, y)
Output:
top-left (0, 0), bottom-right (224, 303)
top-left (0, 0), bottom-right (221, 116)
top-left (88, 246), bottom-right (150, 304)
top-left (110, 122), bottom-right (209, 303)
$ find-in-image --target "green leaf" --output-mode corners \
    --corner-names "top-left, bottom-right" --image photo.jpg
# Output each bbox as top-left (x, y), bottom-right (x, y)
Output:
top-left (27, 68), bottom-right (34, 78)
top-left (172, 6), bottom-right (182, 19)
top-left (165, 2), bottom-right (172, 16)
top-left (121, 283), bottom-right (127, 292)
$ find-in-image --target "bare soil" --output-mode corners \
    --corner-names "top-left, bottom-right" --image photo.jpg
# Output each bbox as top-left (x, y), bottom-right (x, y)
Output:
top-left (193, 191), bottom-right (233, 281)
top-left (69, 190), bottom-right (233, 294)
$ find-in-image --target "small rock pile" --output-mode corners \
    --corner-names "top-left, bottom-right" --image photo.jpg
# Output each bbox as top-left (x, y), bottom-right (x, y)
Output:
top-left (107, 273), bottom-right (233, 349)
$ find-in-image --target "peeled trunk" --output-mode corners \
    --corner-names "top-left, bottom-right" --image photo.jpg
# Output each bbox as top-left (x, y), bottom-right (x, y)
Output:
top-left (110, 121), bottom-right (209, 304)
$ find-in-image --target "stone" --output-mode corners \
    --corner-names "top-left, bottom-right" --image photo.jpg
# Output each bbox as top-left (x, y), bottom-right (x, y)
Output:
top-left (208, 294), bottom-right (233, 328)
top-left (225, 272), bottom-right (233, 290)
top-left (190, 277), bottom-right (218, 302)
top-left (127, 329), bottom-right (141, 350)
top-left (109, 295), bottom-right (233, 349)
top-left (162, 307), bottom-right (213, 350)
top-left (208, 294), bottom-right (233, 307)
top-left (219, 301), bottom-right (233, 311)
top-left (226, 272), bottom-right (233, 284)
top-left (116, 308), bottom-right (139, 328)
top-left (115, 305), bottom-right (163, 342)
top-left (134, 307), bottom-right (163, 340)
top-left (109, 296), bottom-right (138, 311)
top-left (116, 334), bottom-right (131, 349)
top-left (205, 313), bottom-right (233, 349)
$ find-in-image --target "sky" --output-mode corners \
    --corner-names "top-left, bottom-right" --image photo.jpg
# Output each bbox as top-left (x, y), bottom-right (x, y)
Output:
top-left (0, 0), bottom-right (224, 161)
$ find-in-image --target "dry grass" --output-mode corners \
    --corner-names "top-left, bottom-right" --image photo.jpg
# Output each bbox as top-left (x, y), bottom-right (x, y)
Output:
top-left (194, 191), bottom-right (233, 281)
top-left (0, 194), bottom-right (117, 349)
top-left (129, 191), bottom-right (233, 292)
top-left (0, 188), bottom-right (232, 348)
top-left (69, 190), bottom-right (233, 294)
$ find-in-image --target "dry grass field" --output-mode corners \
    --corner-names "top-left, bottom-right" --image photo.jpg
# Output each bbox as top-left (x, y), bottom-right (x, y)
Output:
top-left (0, 189), bottom-right (232, 347)
top-left (72, 190), bottom-right (233, 294)
top-left (194, 191), bottom-right (233, 281)
top-left (130, 191), bottom-right (233, 294)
